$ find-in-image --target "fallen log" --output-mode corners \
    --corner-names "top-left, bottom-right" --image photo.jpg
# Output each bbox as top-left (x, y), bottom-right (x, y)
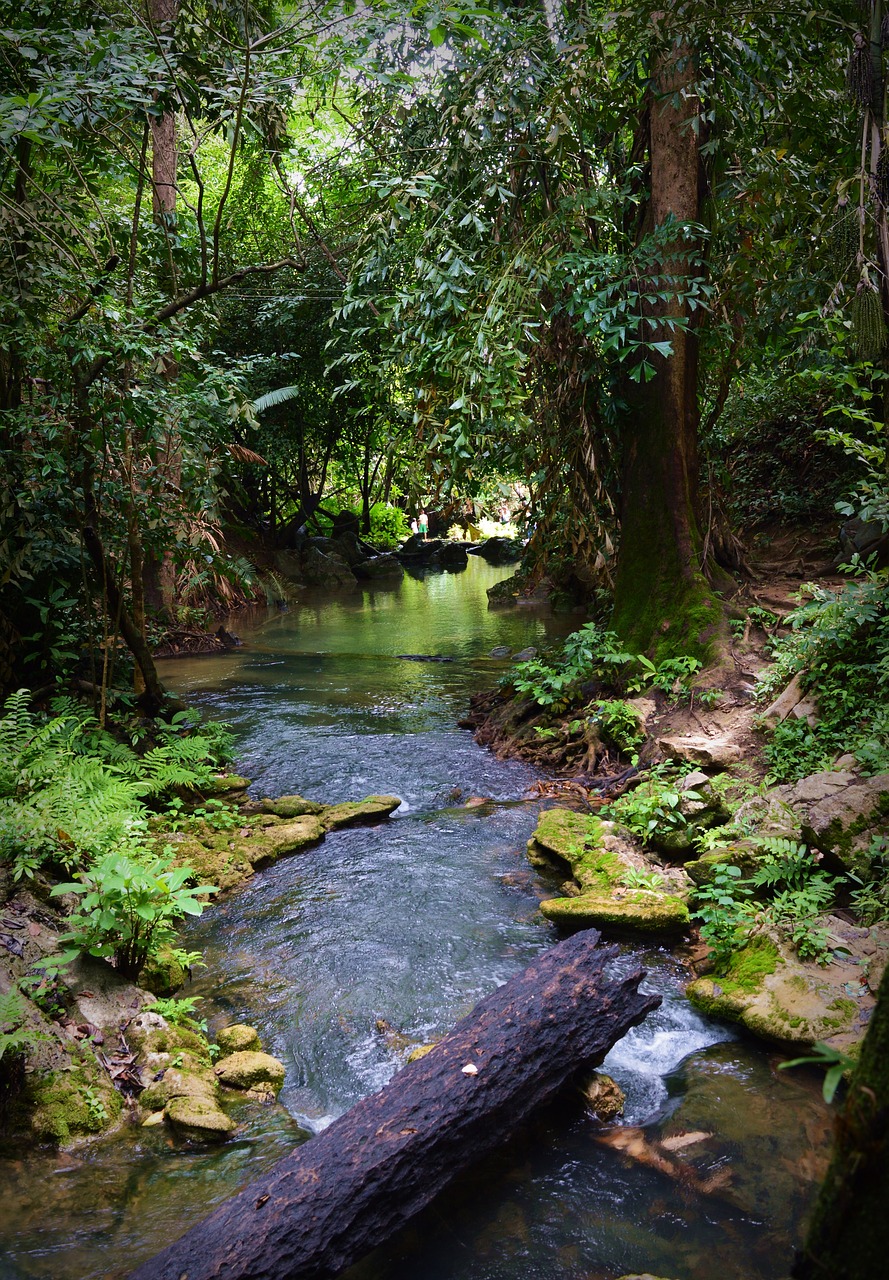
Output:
top-left (131, 929), bottom-right (660, 1280)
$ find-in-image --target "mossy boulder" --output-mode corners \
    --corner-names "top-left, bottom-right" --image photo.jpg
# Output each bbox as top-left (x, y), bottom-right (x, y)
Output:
top-left (684, 838), bottom-right (765, 887)
top-left (321, 795), bottom-right (402, 831)
top-left (261, 795), bottom-right (325, 818)
top-left (165, 1094), bottom-right (234, 1140)
top-left (583, 1072), bottom-right (626, 1121)
top-left (27, 1057), bottom-right (122, 1143)
top-left (140, 1066), bottom-right (219, 1111)
top-left (138, 945), bottom-right (188, 996)
top-left (529, 809), bottom-right (691, 935)
top-left (540, 889), bottom-right (690, 933)
top-left (216, 1023), bottom-right (262, 1055)
top-left (242, 815), bottom-right (325, 867)
top-left (206, 774), bottom-right (251, 796)
top-left (686, 929), bottom-right (876, 1050)
top-left (165, 832), bottom-right (254, 894)
top-left (528, 810), bottom-right (622, 890)
top-left (215, 1050), bottom-right (285, 1094)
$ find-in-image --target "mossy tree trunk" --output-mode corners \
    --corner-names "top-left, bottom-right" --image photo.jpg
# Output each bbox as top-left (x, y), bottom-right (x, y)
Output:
top-left (792, 961), bottom-right (889, 1279)
top-left (610, 40), bottom-right (730, 665)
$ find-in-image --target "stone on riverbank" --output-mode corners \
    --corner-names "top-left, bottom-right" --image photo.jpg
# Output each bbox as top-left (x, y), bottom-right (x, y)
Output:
top-left (528, 809), bottom-right (691, 935)
top-left (321, 795), bottom-right (402, 830)
top-left (216, 1023), bottom-right (262, 1055)
top-left (686, 923), bottom-right (888, 1051)
top-left (215, 1050), bottom-right (285, 1094)
top-left (261, 795), bottom-right (325, 818)
top-left (165, 1094), bottom-right (235, 1140)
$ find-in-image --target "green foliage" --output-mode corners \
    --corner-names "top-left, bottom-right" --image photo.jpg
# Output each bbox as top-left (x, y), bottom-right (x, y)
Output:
top-left (0, 986), bottom-right (47, 1065)
top-left (779, 1042), bottom-right (857, 1105)
top-left (52, 850), bottom-right (217, 981)
top-left (620, 867), bottom-right (666, 892)
top-left (605, 770), bottom-right (702, 846)
top-left (0, 691), bottom-right (234, 879)
top-left (692, 840), bottom-right (839, 968)
top-left (149, 996), bottom-right (204, 1030)
top-left (692, 865), bottom-right (757, 965)
top-left (758, 572), bottom-right (889, 780)
top-left (368, 503), bottom-right (411, 549)
top-left (589, 700), bottom-right (645, 756)
top-left (508, 623), bottom-right (702, 715)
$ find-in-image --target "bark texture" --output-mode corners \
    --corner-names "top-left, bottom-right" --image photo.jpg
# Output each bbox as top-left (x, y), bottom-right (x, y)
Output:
top-left (130, 930), bottom-right (659, 1280)
top-left (611, 42), bottom-right (729, 664)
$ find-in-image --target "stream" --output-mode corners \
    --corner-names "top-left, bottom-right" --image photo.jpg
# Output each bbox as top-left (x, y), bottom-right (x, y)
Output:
top-left (0, 559), bottom-right (832, 1279)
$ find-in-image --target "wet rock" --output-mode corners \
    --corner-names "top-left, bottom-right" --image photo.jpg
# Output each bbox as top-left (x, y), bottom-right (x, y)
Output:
top-left (426, 542), bottom-right (469, 571)
top-left (261, 795), bottom-right (325, 818)
top-left (513, 646), bottom-right (537, 661)
top-left (355, 554), bottom-right (404, 580)
top-left (583, 1071), bottom-right (625, 1120)
top-left (471, 536), bottom-right (522, 565)
top-left (528, 810), bottom-right (691, 934)
top-left (321, 795), bottom-right (402, 831)
top-left (301, 544), bottom-right (357, 589)
top-left (244, 815), bottom-right (325, 867)
top-left (216, 1024), bottom-right (262, 1056)
top-left (489, 646), bottom-right (511, 658)
top-left (206, 774), bottom-right (251, 796)
top-left (165, 1094), bottom-right (235, 1140)
top-left (140, 1067), bottom-right (219, 1112)
top-left (686, 924), bottom-right (888, 1051)
top-left (215, 1050), bottom-right (286, 1094)
top-left (540, 890), bottom-right (690, 932)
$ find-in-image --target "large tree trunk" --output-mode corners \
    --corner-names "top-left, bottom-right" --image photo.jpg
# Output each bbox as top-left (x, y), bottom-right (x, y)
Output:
top-left (611, 41), bottom-right (730, 664)
top-left (792, 961), bottom-right (889, 1279)
top-left (130, 930), bottom-right (659, 1280)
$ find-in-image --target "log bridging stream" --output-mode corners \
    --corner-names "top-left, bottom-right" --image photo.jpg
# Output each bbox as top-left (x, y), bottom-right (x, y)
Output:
top-left (131, 930), bottom-right (660, 1280)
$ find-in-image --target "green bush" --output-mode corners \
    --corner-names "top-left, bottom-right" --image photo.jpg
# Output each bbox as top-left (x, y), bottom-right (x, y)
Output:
top-left (369, 502), bottom-right (410, 548)
top-left (52, 851), bottom-right (217, 981)
top-left (758, 570), bottom-right (889, 780)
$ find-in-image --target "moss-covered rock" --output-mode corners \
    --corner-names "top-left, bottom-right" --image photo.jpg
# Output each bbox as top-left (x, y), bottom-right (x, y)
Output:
top-left (529, 809), bottom-right (691, 935)
top-left (164, 831), bottom-right (254, 894)
top-left (261, 795), bottom-right (325, 818)
top-left (406, 1043), bottom-right (436, 1064)
top-left (214, 1050), bottom-right (285, 1093)
top-left (583, 1072), bottom-right (626, 1120)
top-left (686, 930), bottom-right (876, 1050)
top-left (528, 810), bottom-right (622, 890)
top-left (216, 1023), bottom-right (262, 1055)
top-left (165, 1094), bottom-right (234, 1140)
top-left (243, 815), bottom-right (325, 867)
top-left (139, 1066), bottom-right (219, 1112)
top-left (540, 889), bottom-right (690, 933)
top-left (206, 774), bottom-right (251, 795)
top-left (138, 945), bottom-right (187, 996)
top-left (321, 795), bottom-right (402, 831)
top-left (27, 1056), bottom-right (122, 1144)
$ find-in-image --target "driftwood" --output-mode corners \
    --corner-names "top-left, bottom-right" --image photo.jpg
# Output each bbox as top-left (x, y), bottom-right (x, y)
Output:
top-left (131, 930), bottom-right (659, 1280)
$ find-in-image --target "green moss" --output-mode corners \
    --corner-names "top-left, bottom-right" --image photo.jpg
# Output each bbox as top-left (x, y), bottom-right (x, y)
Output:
top-left (540, 889), bottom-right (690, 933)
top-left (528, 811), bottom-right (622, 890)
top-left (261, 794), bottom-right (325, 818)
top-left (321, 795), bottom-right (401, 831)
top-left (28, 1058), bottom-right (122, 1143)
top-left (138, 945), bottom-right (187, 996)
top-left (714, 936), bottom-right (781, 994)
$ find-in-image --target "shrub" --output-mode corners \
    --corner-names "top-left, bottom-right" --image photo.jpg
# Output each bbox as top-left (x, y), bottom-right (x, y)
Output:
top-left (52, 851), bottom-right (217, 981)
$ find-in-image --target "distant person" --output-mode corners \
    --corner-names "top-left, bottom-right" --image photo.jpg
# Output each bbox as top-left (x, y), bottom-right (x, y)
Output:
top-left (418, 510), bottom-right (428, 539)
top-left (410, 516), bottom-right (419, 535)
top-left (499, 503), bottom-right (510, 525)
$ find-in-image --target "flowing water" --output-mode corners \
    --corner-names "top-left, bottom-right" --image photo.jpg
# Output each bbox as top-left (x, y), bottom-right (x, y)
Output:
top-left (0, 559), bottom-right (832, 1279)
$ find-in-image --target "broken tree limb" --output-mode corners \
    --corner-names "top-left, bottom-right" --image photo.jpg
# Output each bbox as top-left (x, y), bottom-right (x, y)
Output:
top-left (130, 929), bottom-right (660, 1280)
